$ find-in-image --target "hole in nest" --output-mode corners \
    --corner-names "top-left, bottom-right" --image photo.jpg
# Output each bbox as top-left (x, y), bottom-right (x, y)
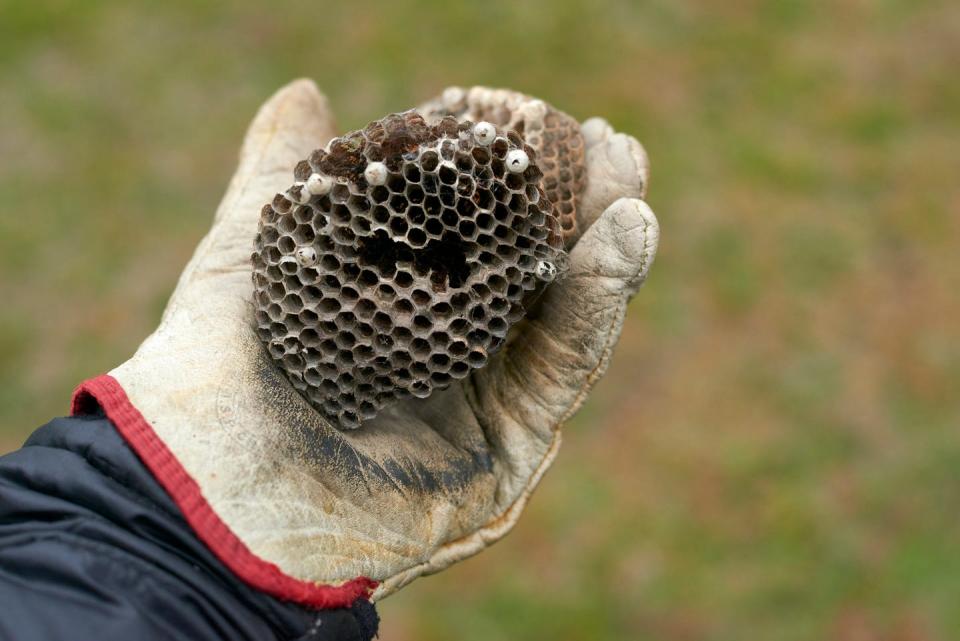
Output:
top-left (355, 229), bottom-right (473, 290)
top-left (415, 233), bottom-right (472, 289)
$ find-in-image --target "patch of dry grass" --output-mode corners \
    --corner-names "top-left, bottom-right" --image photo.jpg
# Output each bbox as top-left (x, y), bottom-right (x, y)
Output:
top-left (1, 1), bottom-right (958, 638)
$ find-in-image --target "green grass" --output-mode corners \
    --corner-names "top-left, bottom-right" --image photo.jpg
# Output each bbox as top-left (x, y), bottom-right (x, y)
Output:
top-left (1, 0), bottom-right (958, 639)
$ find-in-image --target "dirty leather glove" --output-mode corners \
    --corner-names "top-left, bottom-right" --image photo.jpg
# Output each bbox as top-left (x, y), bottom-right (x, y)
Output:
top-left (77, 79), bottom-right (659, 608)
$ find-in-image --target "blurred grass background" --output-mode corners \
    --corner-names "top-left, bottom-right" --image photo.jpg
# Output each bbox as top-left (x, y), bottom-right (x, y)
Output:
top-left (1, 0), bottom-right (958, 639)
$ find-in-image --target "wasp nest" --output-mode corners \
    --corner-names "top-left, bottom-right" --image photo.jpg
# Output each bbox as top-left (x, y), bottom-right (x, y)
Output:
top-left (253, 107), bottom-right (582, 429)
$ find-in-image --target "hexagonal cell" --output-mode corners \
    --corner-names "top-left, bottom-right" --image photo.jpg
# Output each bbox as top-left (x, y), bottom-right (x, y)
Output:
top-left (282, 353), bottom-right (304, 372)
top-left (354, 298), bottom-right (377, 319)
top-left (293, 206), bottom-right (313, 225)
top-left (371, 205), bottom-right (391, 224)
top-left (424, 195), bottom-right (442, 216)
top-left (394, 271), bottom-right (414, 288)
top-left (447, 318), bottom-right (471, 336)
top-left (389, 193), bottom-right (409, 213)
top-left (350, 216), bottom-right (371, 235)
top-left (406, 227), bottom-right (428, 248)
top-left (423, 218), bottom-right (444, 238)
top-left (389, 216), bottom-right (409, 237)
top-left (428, 352), bottom-right (451, 373)
top-left (438, 163), bottom-right (458, 185)
top-left (438, 185), bottom-right (457, 208)
top-left (406, 184), bottom-right (425, 205)
top-left (386, 173), bottom-right (406, 193)
top-left (450, 361), bottom-right (470, 378)
top-left (420, 150), bottom-right (439, 172)
top-left (393, 298), bottom-right (416, 316)
top-left (439, 139), bottom-right (457, 161)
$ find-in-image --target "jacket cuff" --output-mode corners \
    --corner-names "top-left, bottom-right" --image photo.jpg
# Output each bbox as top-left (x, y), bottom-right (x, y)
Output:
top-left (72, 374), bottom-right (377, 610)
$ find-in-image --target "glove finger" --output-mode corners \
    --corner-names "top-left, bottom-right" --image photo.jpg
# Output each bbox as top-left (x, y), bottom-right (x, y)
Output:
top-left (580, 116), bottom-right (615, 150)
top-left (574, 125), bottom-right (650, 238)
top-left (474, 197), bottom-right (660, 442)
top-left (167, 78), bottom-right (337, 306)
top-left (215, 78), bottom-right (338, 228)
top-left (162, 79), bottom-right (337, 318)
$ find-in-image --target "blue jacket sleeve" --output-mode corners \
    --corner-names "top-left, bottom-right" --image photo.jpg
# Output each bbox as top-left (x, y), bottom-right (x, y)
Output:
top-left (0, 413), bottom-right (379, 641)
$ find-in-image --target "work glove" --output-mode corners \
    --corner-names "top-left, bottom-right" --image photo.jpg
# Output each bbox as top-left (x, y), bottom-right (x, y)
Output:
top-left (75, 79), bottom-right (660, 608)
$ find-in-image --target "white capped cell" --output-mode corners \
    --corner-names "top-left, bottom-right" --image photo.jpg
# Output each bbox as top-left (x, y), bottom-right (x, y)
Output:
top-left (505, 149), bottom-right (530, 173)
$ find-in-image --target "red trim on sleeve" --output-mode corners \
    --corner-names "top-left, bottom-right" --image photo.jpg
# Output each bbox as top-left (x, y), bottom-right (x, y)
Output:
top-left (71, 374), bottom-right (377, 609)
